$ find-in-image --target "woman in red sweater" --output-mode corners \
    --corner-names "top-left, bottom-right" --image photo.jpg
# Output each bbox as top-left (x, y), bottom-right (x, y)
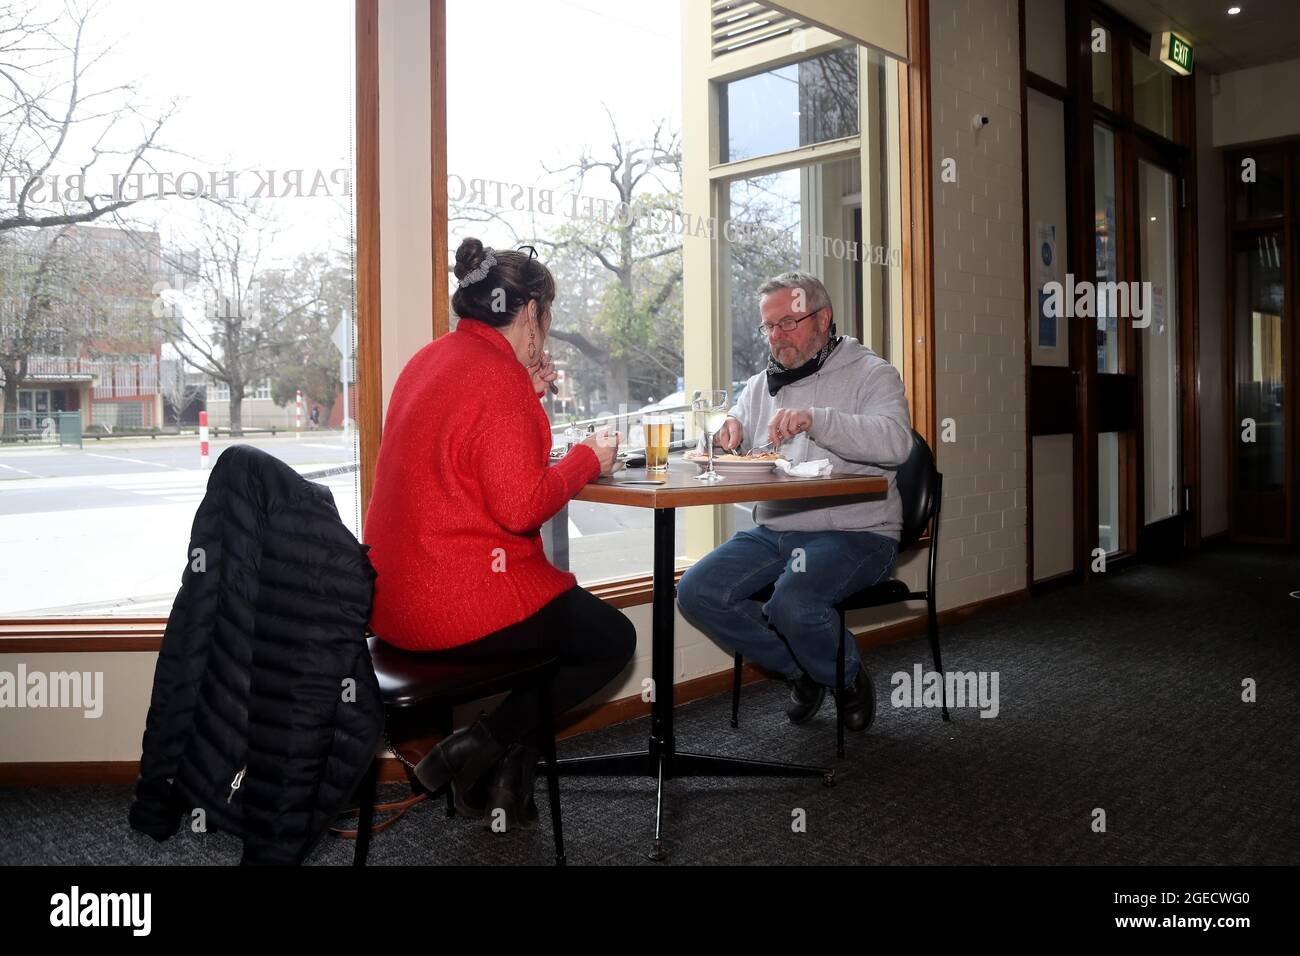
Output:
top-left (364, 238), bottom-right (636, 829)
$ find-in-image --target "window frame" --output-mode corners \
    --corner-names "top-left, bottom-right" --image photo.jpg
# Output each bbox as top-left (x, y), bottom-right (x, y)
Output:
top-left (1, 0), bottom-right (383, 641)
top-left (0, 0), bottom-right (931, 637)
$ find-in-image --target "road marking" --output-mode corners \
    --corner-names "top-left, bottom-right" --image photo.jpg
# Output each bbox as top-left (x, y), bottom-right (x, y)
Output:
top-left (0, 463), bottom-right (38, 477)
top-left (87, 453), bottom-right (178, 469)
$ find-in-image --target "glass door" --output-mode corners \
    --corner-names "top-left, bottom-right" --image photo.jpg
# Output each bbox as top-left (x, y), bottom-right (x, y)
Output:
top-left (1232, 229), bottom-right (1287, 540)
top-left (1137, 159), bottom-right (1182, 543)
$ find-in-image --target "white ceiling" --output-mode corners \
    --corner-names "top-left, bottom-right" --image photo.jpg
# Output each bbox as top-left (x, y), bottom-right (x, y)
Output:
top-left (1103, 0), bottom-right (1300, 72)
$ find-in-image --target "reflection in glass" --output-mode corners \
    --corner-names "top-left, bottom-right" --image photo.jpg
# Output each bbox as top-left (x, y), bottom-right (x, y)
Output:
top-left (722, 47), bottom-right (858, 163)
top-left (1094, 125), bottom-right (1119, 373)
top-left (1132, 43), bottom-right (1173, 139)
top-left (1139, 161), bottom-right (1179, 524)
top-left (1098, 431), bottom-right (1120, 554)
top-left (1233, 232), bottom-right (1285, 538)
top-left (1091, 22), bottom-right (1113, 109)
top-left (1233, 150), bottom-right (1285, 221)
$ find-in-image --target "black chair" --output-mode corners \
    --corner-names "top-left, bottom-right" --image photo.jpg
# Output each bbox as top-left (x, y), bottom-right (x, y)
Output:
top-left (731, 428), bottom-right (948, 758)
top-left (352, 636), bottom-right (567, 865)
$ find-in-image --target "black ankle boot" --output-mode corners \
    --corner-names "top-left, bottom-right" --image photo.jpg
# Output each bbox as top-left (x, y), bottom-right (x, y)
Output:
top-left (484, 743), bottom-right (540, 831)
top-left (413, 718), bottom-right (504, 812)
top-left (784, 672), bottom-right (826, 725)
top-left (838, 665), bottom-right (877, 732)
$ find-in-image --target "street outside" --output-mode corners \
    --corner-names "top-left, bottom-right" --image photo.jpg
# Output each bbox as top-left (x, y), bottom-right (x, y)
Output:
top-left (0, 431), bottom-right (734, 616)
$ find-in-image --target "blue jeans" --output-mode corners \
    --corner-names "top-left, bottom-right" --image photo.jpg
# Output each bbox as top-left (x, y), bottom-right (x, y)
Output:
top-left (677, 526), bottom-right (898, 687)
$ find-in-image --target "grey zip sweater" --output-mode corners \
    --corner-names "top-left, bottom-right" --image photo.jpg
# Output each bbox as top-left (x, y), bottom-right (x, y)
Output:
top-left (729, 337), bottom-right (913, 539)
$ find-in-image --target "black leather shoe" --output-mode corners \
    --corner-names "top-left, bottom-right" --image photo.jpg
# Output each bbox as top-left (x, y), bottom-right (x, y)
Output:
top-left (484, 743), bottom-right (540, 831)
top-left (785, 673), bottom-right (826, 725)
top-left (837, 665), bottom-right (877, 732)
top-left (413, 718), bottom-right (504, 815)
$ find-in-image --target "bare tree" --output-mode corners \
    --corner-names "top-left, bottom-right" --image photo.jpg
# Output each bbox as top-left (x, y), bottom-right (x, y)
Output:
top-left (536, 109), bottom-right (684, 409)
top-left (0, 1), bottom-right (180, 234)
top-left (150, 200), bottom-right (326, 435)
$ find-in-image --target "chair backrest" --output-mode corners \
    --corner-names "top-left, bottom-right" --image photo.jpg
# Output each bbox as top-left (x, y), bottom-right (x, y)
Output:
top-left (896, 429), bottom-right (941, 553)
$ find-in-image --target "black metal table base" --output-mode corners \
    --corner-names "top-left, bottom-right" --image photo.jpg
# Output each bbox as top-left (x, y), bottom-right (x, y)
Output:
top-left (546, 504), bottom-right (835, 860)
top-left (551, 749), bottom-right (832, 781)
top-left (547, 740), bottom-right (834, 861)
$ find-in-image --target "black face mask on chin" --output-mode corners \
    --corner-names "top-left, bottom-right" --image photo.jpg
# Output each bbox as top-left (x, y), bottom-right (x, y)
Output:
top-left (766, 325), bottom-right (841, 396)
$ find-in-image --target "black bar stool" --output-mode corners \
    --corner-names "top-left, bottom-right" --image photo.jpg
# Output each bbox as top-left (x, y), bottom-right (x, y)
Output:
top-left (353, 636), bottom-right (567, 865)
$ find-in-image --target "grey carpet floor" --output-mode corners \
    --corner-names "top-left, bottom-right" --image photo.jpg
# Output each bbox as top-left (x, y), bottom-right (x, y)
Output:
top-left (3, 543), bottom-right (1298, 865)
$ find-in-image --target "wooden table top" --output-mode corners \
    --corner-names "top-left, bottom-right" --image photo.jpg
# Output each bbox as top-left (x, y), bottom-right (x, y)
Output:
top-left (574, 457), bottom-right (888, 509)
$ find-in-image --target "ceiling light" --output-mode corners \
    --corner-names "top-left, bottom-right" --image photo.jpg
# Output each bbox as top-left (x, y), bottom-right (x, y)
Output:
top-left (1228, 6), bottom-right (1241, 14)
top-left (1150, 215), bottom-right (1157, 221)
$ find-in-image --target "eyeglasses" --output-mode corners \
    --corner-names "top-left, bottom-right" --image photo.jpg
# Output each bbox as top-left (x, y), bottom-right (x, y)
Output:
top-left (757, 307), bottom-right (825, 338)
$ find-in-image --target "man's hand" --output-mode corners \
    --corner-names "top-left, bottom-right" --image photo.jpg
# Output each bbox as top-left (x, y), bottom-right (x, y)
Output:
top-left (581, 427), bottom-right (620, 476)
top-left (716, 416), bottom-right (744, 452)
top-left (767, 408), bottom-right (813, 448)
top-left (528, 349), bottom-right (557, 396)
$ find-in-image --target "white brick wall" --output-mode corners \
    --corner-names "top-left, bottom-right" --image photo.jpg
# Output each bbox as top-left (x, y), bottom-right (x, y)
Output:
top-left (923, 0), bottom-right (1028, 610)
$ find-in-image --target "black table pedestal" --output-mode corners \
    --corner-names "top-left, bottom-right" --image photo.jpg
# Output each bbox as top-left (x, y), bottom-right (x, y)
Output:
top-left (550, 507), bottom-right (834, 861)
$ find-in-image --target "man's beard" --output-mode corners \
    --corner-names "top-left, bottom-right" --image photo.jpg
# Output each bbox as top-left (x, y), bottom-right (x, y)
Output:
top-left (770, 335), bottom-right (828, 370)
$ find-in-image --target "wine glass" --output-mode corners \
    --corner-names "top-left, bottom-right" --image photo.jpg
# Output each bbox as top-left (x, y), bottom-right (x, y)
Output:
top-left (692, 389), bottom-right (729, 482)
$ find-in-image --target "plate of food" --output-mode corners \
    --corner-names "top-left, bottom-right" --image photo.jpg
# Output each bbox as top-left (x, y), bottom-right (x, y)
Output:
top-left (683, 449), bottom-right (783, 475)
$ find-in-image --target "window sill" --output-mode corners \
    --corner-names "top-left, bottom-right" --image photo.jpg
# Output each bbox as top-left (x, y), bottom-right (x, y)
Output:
top-left (0, 567), bottom-right (692, 649)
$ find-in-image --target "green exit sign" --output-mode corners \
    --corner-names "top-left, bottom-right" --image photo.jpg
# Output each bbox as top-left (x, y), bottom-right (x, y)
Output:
top-left (1152, 30), bottom-right (1194, 76)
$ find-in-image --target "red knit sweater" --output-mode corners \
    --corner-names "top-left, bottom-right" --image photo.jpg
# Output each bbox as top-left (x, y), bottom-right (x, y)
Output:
top-left (363, 318), bottom-right (600, 650)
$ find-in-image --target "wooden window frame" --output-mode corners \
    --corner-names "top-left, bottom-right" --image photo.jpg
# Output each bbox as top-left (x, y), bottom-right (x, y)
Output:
top-left (0, 0), bottom-right (936, 642)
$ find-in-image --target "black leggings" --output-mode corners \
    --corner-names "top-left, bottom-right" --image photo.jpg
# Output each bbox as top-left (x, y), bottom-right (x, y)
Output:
top-left (428, 586), bottom-right (636, 749)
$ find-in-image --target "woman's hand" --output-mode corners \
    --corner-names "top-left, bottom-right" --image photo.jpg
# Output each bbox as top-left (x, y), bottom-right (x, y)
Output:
top-left (581, 427), bottom-right (620, 476)
top-left (528, 349), bottom-right (558, 396)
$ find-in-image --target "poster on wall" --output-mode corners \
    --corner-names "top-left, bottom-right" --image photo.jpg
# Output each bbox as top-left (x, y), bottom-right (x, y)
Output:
top-left (1035, 222), bottom-right (1059, 349)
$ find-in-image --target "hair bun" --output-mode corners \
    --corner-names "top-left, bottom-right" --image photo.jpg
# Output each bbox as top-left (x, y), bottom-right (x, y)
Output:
top-left (453, 238), bottom-right (487, 281)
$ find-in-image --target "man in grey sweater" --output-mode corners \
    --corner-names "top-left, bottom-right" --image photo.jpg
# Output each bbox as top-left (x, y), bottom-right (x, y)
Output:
top-left (677, 271), bottom-right (913, 731)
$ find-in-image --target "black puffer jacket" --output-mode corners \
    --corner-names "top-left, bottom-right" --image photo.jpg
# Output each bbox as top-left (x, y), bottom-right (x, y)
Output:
top-left (128, 444), bottom-right (383, 865)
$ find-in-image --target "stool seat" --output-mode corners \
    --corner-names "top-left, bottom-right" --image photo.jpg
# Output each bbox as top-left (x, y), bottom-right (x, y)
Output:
top-left (367, 635), bottom-right (557, 710)
top-left (747, 578), bottom-right (916, 612)
top-left (354, 634), bottom-right (567, 865)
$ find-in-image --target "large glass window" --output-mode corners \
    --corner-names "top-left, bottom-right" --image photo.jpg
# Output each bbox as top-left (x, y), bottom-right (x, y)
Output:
top-left (0, 0), bottom-right (359, 617)
top-left (721, 47), bottom-right (859, 163)
top-left (446, 0), bottom-right (686, 585)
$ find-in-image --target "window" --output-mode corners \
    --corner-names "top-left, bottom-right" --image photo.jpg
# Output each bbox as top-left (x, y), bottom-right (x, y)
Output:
top-left (446, 0), bottom-right (687, 585)
top-left (1131, 42), bottom-right (1173, 139)
top-left (694, 23), bottom-right (910, 555)
top-left (0, 0), bottom-right (360, 617)
top-left (1091, 21), bottom-right (1113, 109)
top-left (720, 47), bottom-right (859, 162)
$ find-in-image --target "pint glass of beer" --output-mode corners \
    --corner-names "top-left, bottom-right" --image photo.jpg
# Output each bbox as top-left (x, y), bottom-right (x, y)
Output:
top-left (644, 415), bottom-right (672, 471)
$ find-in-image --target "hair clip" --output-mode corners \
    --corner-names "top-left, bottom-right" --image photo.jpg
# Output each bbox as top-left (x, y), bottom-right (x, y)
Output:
top-left (458, 248), bottom-right (497, 288)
